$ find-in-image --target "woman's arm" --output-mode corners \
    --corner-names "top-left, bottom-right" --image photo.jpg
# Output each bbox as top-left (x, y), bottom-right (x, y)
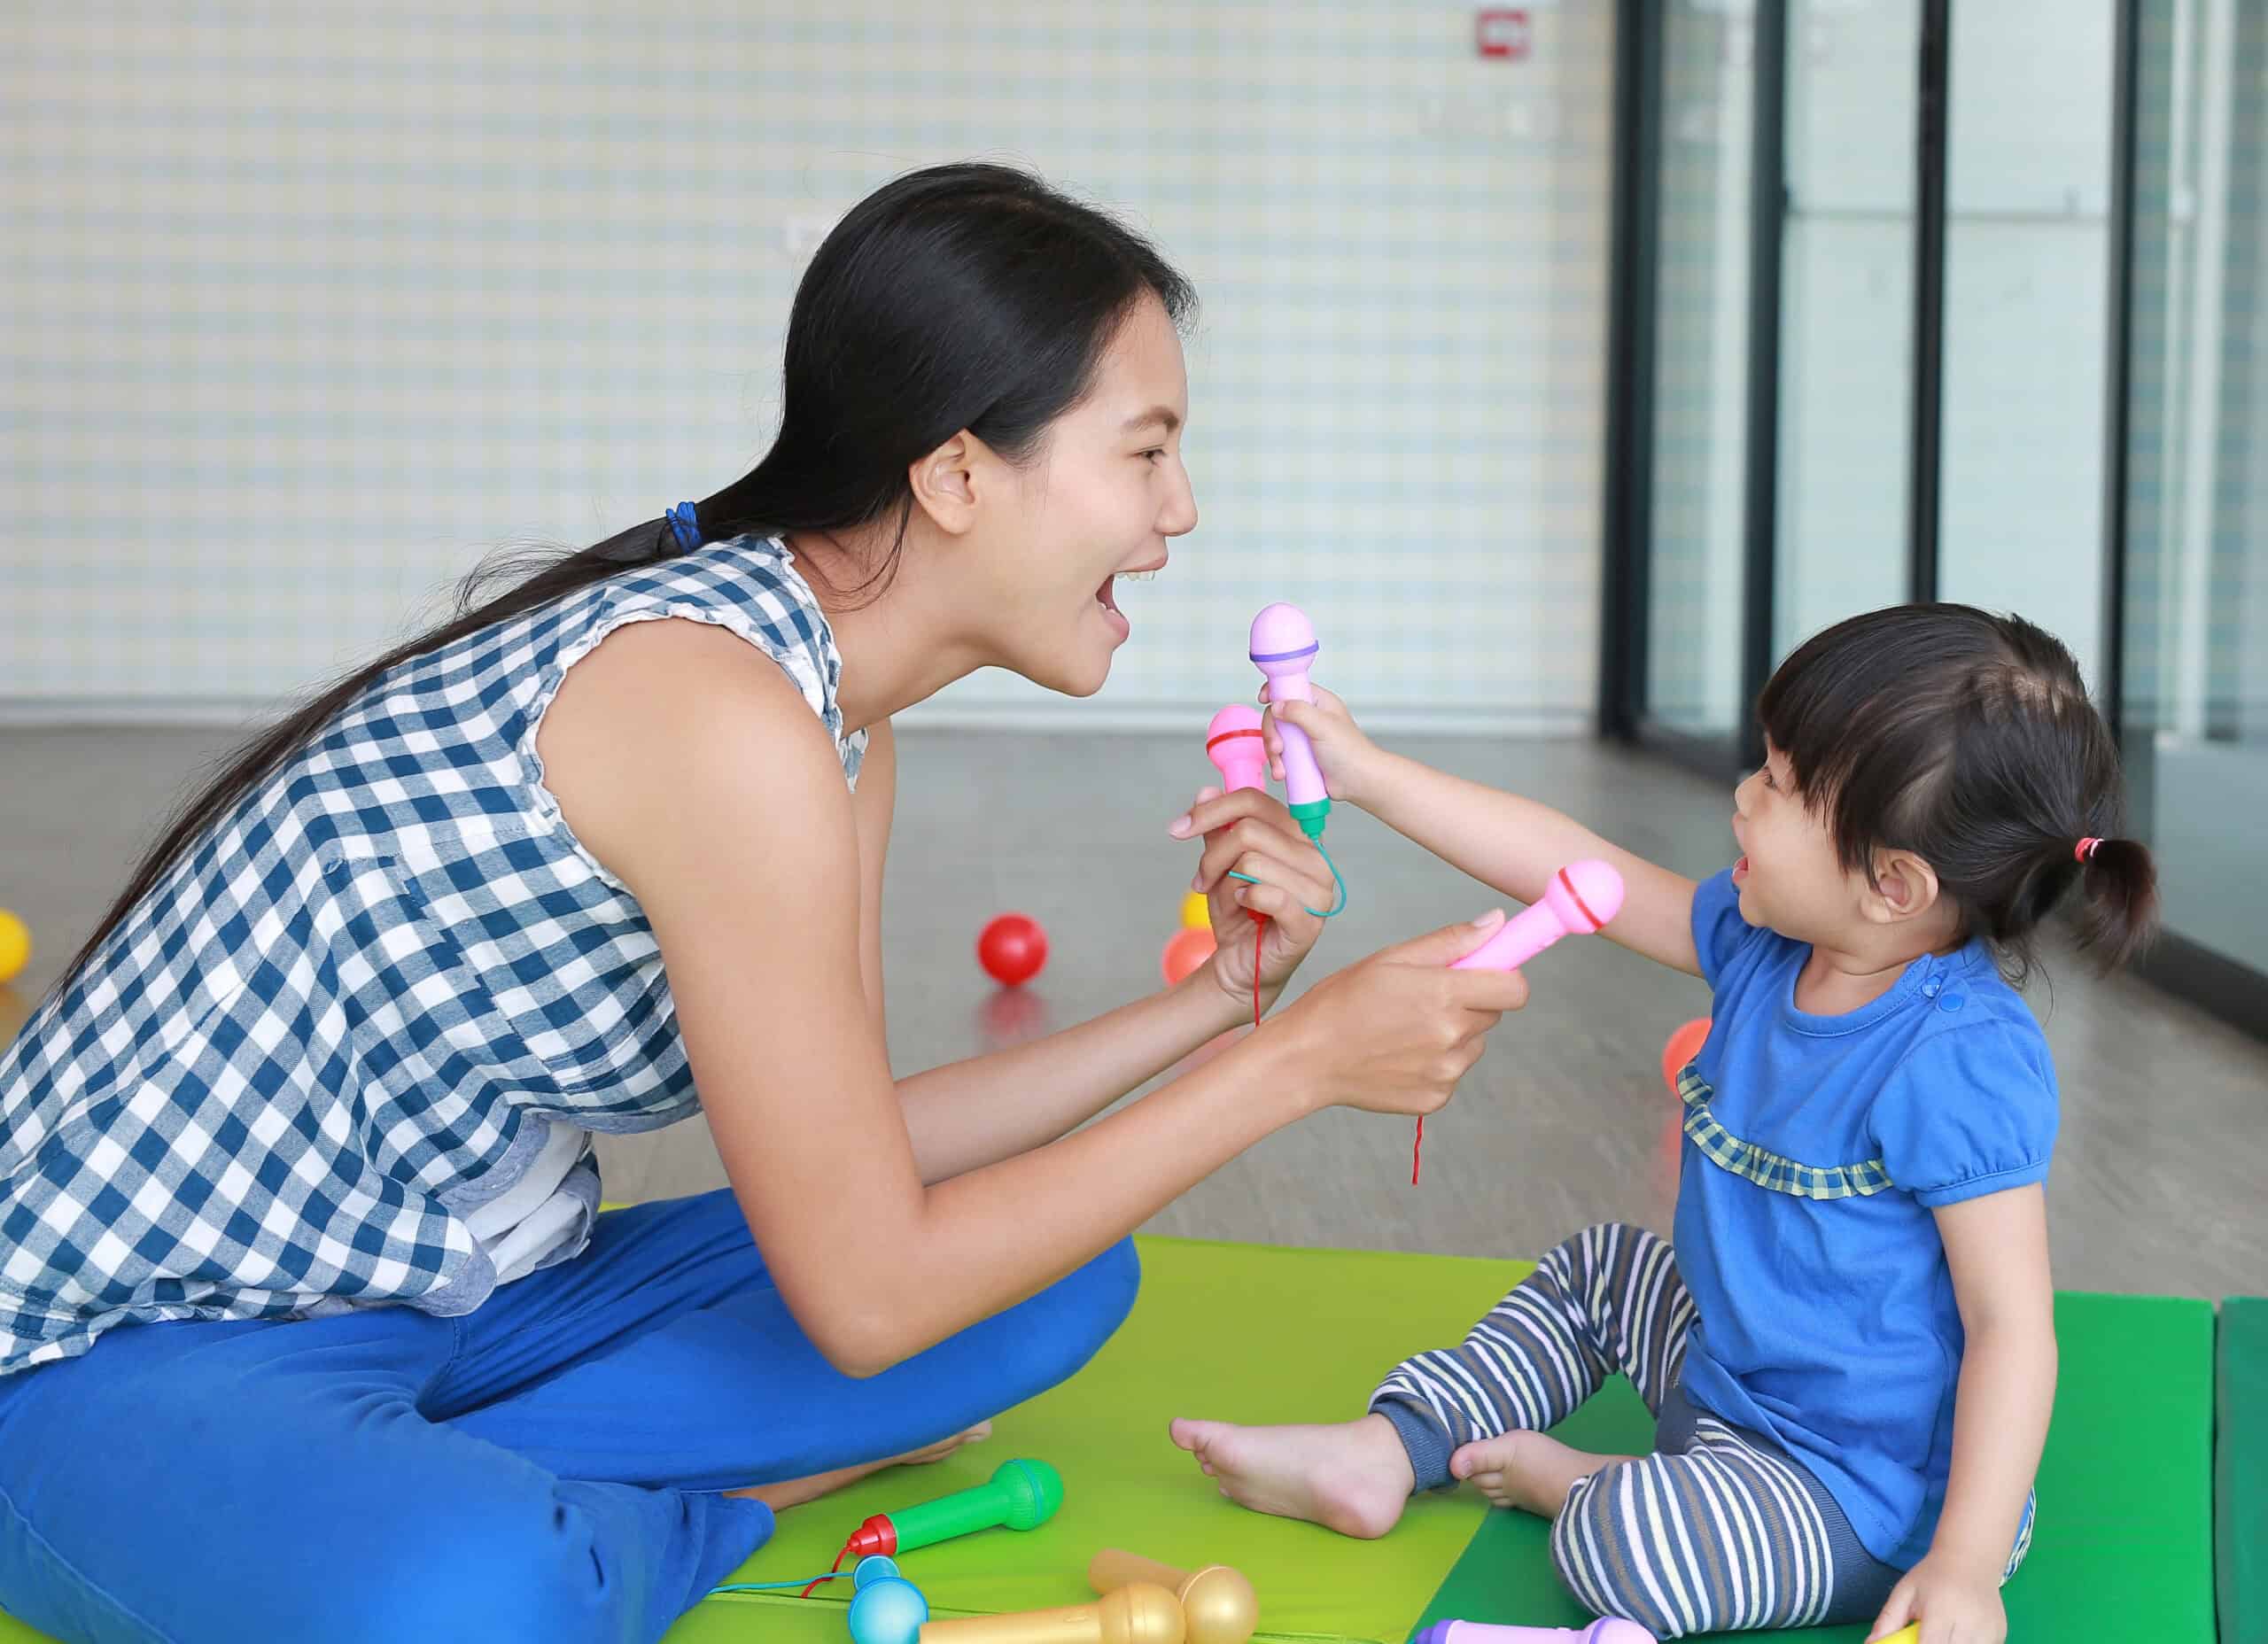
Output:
top-left (1867, 1184), bottom-right (2056, 1644)
top-left (895, 979), bottom-right (1258, 1183)
top-left (540, 618), bottom-right (1525, 1376)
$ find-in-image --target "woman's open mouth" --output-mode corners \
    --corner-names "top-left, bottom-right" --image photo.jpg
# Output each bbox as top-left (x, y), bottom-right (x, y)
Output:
top-left (1095, 565), bottom-right (1160, 639)
top-left (1095, 574), bottom-right (1130, 638)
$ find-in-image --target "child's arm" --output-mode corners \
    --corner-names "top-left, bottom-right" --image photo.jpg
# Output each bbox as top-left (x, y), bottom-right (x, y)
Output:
top-left (1267, 688), bottom-right (1705, 976)
top-left (1867, 1184), bottom-right (2056, 1644)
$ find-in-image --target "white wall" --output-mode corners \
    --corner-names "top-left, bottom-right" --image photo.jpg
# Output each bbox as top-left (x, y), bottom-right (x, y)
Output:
top-left (0, 3), bottom-right (1615, 732)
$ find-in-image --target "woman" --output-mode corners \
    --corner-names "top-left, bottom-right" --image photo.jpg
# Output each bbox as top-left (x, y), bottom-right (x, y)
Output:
top-left (0, 165), bottom-right (1527, 1644)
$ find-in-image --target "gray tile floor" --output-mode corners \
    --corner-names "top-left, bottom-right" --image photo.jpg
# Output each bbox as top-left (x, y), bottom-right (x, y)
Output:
top-left (3, 725), bottom-right (2264, 1299)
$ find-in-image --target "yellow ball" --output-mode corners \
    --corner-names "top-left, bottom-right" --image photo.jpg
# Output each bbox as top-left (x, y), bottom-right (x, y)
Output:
top-left (0, 908), bottom-right (29, 985)
top-left (1179, 890), bottom-right (1211, 930)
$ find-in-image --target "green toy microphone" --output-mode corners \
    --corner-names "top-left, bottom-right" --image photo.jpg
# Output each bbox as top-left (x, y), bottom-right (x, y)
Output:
top-left (843, 1460), bottom-right (1065, 1558)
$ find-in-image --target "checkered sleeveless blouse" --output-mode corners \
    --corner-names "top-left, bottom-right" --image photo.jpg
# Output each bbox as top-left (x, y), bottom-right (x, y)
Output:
top-left (0, 538), bottom-right (866, 1376)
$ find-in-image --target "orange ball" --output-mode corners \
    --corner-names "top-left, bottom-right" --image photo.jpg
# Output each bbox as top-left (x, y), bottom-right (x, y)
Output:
top-left (1660, 1017), bottom-right (1712, 1097)
top-left (1161, 926), bottom-right (1216, 987)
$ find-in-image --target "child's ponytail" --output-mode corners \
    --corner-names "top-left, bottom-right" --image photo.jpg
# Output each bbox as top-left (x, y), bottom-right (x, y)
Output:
top-left (2070, 835), bottom-right (2160, 973)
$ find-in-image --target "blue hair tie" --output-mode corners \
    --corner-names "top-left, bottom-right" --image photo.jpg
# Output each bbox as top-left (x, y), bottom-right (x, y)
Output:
top-left (666, 500), bottom-right (703, 551)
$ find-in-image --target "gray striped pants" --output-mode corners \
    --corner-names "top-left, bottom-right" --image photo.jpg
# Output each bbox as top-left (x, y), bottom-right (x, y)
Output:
top-left (1370, 1224), bottom-right (2031, 1636)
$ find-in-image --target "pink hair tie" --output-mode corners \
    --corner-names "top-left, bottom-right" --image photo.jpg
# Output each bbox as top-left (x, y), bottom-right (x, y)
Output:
top-left (2075, 837), bottom-right (2104, 863)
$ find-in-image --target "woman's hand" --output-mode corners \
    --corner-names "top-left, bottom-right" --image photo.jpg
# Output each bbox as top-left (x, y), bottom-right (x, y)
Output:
top-left (1260, 681), bottom-right (1386, 810)
top-left (1169, 785), bottom-right (1337, 1011)
top-left (1276, 915), bottom-right (1529, 1116)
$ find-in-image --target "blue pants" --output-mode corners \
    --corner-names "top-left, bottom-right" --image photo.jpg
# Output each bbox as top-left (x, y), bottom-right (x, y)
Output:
top-left (0, 1190), bottom-right (1139, 1644)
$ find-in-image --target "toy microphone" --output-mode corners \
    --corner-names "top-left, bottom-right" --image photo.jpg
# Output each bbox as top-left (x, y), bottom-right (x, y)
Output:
top-left (919, 1584), bottom-right (1185, 1644)
top-left (843, 1459), bottom-right (1064, 1559)
top-left (848, 1557), bottom-right (931, 1644)
top-left (1206, 704), bottom-right (1271, 945)
top-left (1247, 603), bottom-right (1331, 839)
top-left (1415, 1621), bottom-right (1658, 1644)
top-left (1407, 859), bottom-right (1625, 1185)
top-left (1204, 704), bottom-right (1270, 795)
top-left (1450, 861), bottom-right (1626, 973)
top-left (1088, 1552), bottom-right (1257, 1644)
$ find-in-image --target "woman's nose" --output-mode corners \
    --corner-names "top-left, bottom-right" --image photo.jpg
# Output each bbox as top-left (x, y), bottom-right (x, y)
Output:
top-left (1161, 466), bottom-right (1198, 538)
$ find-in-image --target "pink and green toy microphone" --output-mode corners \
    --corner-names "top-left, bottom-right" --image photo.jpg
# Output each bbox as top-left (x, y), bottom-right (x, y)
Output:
top-left (1248, 603), bottom-right (1332, 839)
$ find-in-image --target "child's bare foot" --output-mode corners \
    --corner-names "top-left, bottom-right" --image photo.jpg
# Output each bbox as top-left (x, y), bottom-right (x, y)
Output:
top-left (1169, 1414), bottom-right (1415, 1539)
top-left (727, 1421), bottom-right (993, 1511)
top-left (1449, 1431), bottom-right (1637, 1517)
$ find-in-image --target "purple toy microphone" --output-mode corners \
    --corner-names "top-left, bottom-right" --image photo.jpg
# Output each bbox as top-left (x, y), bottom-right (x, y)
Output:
top-left (1415, 1621), bottom-right (1657, 1644)
top-left (1247, 603), bottom-right (1332, 839)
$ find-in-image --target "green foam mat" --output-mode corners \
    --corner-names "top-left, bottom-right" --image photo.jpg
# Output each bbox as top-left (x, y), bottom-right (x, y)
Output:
top-left (1413, 1289), bottom-right (2218, 1641)
top-left (672, 1237), bottom-right (1529, 1644)
top-left (0, 1245), bottom-right (2221, 1644)
top-left (2220, 1297), bottom-right (2268, 1644)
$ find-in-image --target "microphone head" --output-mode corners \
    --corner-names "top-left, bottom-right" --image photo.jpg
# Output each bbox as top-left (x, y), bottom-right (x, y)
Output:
top-left (1205, 704), bottom-right (1269, 790)
top-left (1206, 702), bottom-right (1263, 742)
top-left (1106, 1586), bottom-right (1188, 1644)
top-left (1543, 860), bottom-right (1626, 934)
top-left (1248, 603), bottom-right (1318, 679)
top-left (992, 1458), bottom-right (1064, 1529)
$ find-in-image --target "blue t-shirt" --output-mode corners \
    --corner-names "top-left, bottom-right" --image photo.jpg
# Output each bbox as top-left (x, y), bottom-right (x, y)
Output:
top-left (1672, 867), bottom-right (2059, 1568)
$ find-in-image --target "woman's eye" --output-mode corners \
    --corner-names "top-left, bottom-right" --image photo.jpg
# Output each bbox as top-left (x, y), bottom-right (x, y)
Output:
top-left (1140, 448), bottom-right (1167, 463)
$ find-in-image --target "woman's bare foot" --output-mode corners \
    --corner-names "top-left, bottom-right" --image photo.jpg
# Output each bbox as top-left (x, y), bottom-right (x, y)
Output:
top-left (727, 1421), bottom-right (994, 1512)
top-left (1449, 1431), bottom-right (1637, 1517)
top-left (1169, 1414), bottom-right (1415, 1539)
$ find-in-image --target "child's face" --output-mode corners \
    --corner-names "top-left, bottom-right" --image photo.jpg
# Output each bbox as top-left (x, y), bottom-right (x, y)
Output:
top-left (1729, 742), bottom-right (1862, 945)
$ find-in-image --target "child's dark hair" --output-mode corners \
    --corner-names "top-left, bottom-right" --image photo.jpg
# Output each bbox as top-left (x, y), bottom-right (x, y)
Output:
top-left (1758, 603), bottom-right (2159, 981)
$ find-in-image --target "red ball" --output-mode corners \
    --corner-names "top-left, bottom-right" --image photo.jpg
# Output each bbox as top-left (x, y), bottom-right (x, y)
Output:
top-left (977, 913), bottom-right (1049, 988)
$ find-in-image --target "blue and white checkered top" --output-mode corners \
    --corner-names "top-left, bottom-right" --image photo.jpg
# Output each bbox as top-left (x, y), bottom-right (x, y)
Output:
top-left (0, 537), bottom-right (866, 1376)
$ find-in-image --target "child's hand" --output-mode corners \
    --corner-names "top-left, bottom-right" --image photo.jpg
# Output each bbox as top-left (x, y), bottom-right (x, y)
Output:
top-left (1868, 1549), bottom-right (2006, 1644)
top-left (1259, 682), bottom-right (1384, 809)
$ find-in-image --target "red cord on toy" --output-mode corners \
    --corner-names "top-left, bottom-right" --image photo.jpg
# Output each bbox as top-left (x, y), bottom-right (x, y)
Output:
top-left (798, 1543), bottom-right (850, 1599)
top-left (1412, 1119), bottom-right (1425, 1184)
top-left (1253, 918), bottom-right (1264, 1028)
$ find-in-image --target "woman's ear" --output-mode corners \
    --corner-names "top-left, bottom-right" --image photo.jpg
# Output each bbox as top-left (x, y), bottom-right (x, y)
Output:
top-left (907, 431), bottom-right (981, 536)
top-left (1865, 848), bottom-right (1943, 927)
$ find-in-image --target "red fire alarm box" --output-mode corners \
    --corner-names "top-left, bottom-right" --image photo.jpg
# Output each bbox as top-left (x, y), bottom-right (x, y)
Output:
top-left (1475, 8), bottom-right (1531, 59)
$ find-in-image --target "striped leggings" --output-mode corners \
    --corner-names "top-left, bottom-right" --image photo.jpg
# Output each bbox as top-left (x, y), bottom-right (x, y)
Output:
top-left (1370, 1224), bottom-right (2033, 1637)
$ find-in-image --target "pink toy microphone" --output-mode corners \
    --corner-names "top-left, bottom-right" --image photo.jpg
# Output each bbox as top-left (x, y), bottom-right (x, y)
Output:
top-left (1247, 603), bottom-right (1332, 839)
top-left (1416, 1621), bottom-right (1657, 1644)
top-left (1451, 860), bottom-right (1626, 973)
top-left (1408, 860), bottom-right (1623, 1186)
top-left (1205, 706), bottom-right (1272, 998)
top-left (1205, 704), bottom-right (1269, 795)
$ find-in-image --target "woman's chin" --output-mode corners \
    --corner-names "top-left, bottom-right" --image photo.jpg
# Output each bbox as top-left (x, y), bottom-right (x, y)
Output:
top-left (1003, 642), bottom-right (1116, 699)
